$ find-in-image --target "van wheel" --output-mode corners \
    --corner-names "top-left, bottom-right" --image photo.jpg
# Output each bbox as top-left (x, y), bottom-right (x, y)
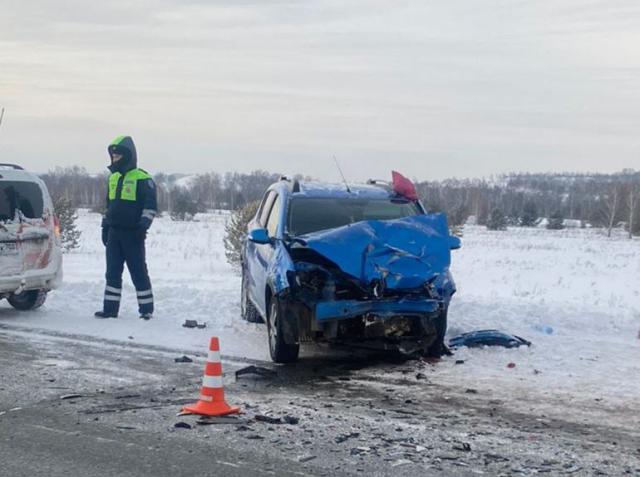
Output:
top-left (8, 290), bottom-right (47, 311)
top-left (267, 297), bottom-right (299, 363)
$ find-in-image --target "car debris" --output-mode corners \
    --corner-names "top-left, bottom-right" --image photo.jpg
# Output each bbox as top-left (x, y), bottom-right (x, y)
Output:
top-left (235, 365), bottom-right (278, 379)
top-left (182, 320), bottom-right (206, 329)
top-left (448, 330), bottom-right (531, 349)
top-left (60, 393), bottom-right (83, 400)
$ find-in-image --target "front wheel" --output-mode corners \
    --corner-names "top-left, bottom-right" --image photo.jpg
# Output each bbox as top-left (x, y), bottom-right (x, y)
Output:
top-left (267, 297), bottom-right (299, 363)
top-left (8, 290), bottom-right (48, 311)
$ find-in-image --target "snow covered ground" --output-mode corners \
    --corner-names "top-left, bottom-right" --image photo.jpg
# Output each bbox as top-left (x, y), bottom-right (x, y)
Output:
top-left (1, 211), bottom-right (639, 426)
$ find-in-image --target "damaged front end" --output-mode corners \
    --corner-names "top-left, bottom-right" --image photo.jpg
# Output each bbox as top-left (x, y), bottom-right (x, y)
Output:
top-left (277, 214), bottom-right (459, 354)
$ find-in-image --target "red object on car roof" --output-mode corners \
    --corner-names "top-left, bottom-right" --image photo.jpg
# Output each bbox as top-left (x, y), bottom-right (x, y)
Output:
top-left (391, 171), bottom-right (418, 201)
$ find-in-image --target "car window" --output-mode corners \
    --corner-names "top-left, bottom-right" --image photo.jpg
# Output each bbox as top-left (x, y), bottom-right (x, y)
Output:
top-left (266, 194), bottom-right (282, 238)
top-left (288, 198), bottom-right (419, 236)
top-left (258, 191), bottom-right (276, 227)
top-left (0, 181), bottom-right (43, 221)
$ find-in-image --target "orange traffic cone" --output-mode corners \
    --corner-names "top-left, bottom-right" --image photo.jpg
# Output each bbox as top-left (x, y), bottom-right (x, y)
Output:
top-left (182, 337), bottom-right (240, 417)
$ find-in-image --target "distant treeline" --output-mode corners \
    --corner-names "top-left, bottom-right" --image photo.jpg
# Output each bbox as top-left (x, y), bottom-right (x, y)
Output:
top-left (39, 167), bottom-right (640, 236)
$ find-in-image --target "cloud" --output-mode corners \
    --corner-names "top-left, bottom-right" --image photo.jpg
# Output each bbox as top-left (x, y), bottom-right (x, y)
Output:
top-left (1, 0), bottom-right (639, 179)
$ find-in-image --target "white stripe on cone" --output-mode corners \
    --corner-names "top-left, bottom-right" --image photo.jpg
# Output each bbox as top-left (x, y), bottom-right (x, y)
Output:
top-left (207, 350), bottom-right (221, 363)
top-left (202, 375), bottom-right (223, 388)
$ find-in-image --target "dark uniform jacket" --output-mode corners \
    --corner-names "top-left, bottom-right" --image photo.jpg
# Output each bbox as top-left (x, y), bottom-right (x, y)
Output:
top-left (103, 136), bottom-right (157, 230)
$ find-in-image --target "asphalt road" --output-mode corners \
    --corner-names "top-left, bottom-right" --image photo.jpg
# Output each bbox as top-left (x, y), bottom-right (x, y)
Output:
top-left (1, 324), bottom-right (639, 477)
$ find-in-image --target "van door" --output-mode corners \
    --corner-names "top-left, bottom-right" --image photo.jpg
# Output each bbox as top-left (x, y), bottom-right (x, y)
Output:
top-left (0, 180), bottom-right (52, 277)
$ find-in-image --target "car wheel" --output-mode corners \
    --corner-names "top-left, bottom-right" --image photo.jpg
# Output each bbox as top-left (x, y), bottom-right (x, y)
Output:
top-left (8, 290), bottom-right (47, 311)
top-left (424, 306), bottom-right (448, 358)
top-left (267, 297), bottom-right (299, 363)
top-left (241, 267), bottom-right (263, 323)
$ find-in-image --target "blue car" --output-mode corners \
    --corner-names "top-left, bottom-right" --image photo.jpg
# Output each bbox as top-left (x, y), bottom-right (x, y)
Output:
top-left (241, 177), bottom-right (461, 363)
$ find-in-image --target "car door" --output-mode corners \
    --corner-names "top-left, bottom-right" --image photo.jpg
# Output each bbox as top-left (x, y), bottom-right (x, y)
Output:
top-left (249, 192), bottom-right (283, 317)
top-left (245, 190), bottom-right (276, 315)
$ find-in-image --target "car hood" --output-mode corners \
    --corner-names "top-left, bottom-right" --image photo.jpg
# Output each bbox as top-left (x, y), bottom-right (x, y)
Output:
top-left (295, 214), bottom-right (458, 291)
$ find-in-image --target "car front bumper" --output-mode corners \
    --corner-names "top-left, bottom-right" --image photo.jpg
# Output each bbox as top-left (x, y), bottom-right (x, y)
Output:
top-left (315, 297), bottom-right (440, 322)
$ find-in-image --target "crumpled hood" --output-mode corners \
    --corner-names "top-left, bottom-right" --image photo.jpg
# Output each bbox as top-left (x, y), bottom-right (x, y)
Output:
top-left (296, 214), bottom-right (458, 291)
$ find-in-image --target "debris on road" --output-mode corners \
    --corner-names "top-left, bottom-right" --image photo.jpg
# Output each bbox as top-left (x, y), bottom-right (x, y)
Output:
top-left (196, 416), bottom-right (244, 426)
top-left (235, 365), bottom-right (278, 379)
top-left (60, 394), bottom-right (83, 400)
top-left (297, 455), bottom-right (317, 463)
top-left (453, 442), bottom-right (472, 452)
top-left (174, 355), bottom-right (193, 363)
top-left (507, 362), bottom-right (517, 369)
top-left (335, 432), bottom-right (360, 443)
top-left (174, 421), bottom-right (192, 429)
top-left (449, 330), bottom-right (531, 349)
top-left (254, 414), bottom-right (283, 424)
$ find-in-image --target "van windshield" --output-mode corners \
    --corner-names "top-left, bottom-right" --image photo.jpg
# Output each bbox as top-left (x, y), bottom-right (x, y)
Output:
top-left (288, 198), bottom-right (420, 236)
top-left (0, 181), bottom-right (44, 221)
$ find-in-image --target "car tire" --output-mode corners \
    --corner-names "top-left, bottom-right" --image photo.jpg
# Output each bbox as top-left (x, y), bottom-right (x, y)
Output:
top-left (8, 290), bottom-right (47, 311)
top-left (424, 306), bottom-right (448, 358)
top-left (267, 296), bottom-right (299, 363)
top-left (241, 267), bottom-right (263, 323)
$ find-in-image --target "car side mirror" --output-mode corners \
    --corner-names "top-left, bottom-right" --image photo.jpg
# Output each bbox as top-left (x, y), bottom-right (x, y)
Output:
top-left (249, 228), bottom-right (271, 245)
top-left (449, 236), bottom-right (461, 250)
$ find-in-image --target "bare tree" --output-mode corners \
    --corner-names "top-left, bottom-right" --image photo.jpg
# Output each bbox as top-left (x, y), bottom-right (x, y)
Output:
top-left (625, 182), bottom-right (639, 239)
top-left (600, 183), bottom-right (621, 237)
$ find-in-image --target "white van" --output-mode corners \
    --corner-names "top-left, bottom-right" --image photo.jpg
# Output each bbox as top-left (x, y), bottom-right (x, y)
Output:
top-left (0, 164), bottom-right (62, 310)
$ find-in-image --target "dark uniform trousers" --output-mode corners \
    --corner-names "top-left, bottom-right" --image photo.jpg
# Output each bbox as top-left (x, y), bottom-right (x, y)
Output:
top-left (103, 228), bottom-right (154, 315)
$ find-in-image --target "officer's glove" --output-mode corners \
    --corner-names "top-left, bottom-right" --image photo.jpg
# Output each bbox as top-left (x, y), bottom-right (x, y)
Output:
top-left (101, 227), bottom-right (109, 247)
top-left (137, 217), bottom-right (152, 240)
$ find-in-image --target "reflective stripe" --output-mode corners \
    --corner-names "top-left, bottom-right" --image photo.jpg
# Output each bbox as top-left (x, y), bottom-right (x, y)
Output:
top-left (202, 375), bottom-right (223, 388)
top-left (142, 209), bottom-right (156, 219)
top-left (137, 297), bottom-right (154, 305)
top-left (111, 135), bottom-right (126, 146)
top-left (207, 350), bottom-right (221, 363)
top-left (136, 289), bottom-right (153, 297)
top-left (105, 286), bottom-right (122, 294)
top-left (199, 394), bottom-right (213, 402)
top-left (104, 295), bottom-right (121, 302)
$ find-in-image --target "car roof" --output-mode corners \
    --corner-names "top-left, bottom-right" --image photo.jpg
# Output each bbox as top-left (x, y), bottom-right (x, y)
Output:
top-left (0, 166), bottom-right (48, 191)
top-left (269, 180), bottom-right (393, 200)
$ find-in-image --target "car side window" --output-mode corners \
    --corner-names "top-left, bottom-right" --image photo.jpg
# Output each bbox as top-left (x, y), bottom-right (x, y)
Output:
top-left (258, 191), bottom-right (275, 227)
top-left (265, 194), bottom-right (282, 238)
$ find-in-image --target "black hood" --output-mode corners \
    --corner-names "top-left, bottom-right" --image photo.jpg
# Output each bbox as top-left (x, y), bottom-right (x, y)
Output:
top-left (107, 135), bottom-right (137, 173)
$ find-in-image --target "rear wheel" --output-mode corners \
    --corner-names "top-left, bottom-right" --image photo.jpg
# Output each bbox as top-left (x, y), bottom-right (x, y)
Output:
top-left (241, 267), bottom-right (263, 323)
top-left (267, 297), bottom-right (299, 363)
top-left (8, 290), bottom-right (47, 311)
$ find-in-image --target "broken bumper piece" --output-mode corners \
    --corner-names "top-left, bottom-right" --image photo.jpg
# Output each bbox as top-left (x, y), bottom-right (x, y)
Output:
top-left (315, 298), bottom-right (440, 322)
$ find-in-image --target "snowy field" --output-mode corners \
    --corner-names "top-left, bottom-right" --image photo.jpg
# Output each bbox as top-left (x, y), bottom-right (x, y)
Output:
top-left (1, 210), bottom-right (639, 426)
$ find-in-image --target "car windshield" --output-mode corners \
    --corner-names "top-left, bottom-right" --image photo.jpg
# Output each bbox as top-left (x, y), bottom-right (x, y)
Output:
top-left (287, 197), bottom-right (420, 236)
top-left (0, 181), bottom-right (44, 221)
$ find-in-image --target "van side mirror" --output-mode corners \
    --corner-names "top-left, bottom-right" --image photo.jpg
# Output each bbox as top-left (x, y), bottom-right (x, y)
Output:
top-left (449, 236), bottom-right (461, 250)
top-left (249, 228), bottom-right (271, 245)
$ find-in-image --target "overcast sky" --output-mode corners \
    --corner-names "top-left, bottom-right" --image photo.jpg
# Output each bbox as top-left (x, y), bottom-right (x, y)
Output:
top-left (1, 1), bottom-right (639, 181)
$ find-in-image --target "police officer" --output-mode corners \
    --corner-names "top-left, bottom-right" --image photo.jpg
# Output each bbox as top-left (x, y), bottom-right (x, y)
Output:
top-left (95, 135), bottom-right (157, 320)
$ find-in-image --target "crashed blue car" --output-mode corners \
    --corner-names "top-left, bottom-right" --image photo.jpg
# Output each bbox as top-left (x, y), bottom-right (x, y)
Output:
top-left (241, 176), bottom-right (461, 363)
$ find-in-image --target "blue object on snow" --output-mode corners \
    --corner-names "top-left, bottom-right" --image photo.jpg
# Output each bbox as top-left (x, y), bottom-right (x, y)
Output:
top-left (448, 330), bottom-right (531, 349)
top-left (532, 324), bottom-right (554, 335)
